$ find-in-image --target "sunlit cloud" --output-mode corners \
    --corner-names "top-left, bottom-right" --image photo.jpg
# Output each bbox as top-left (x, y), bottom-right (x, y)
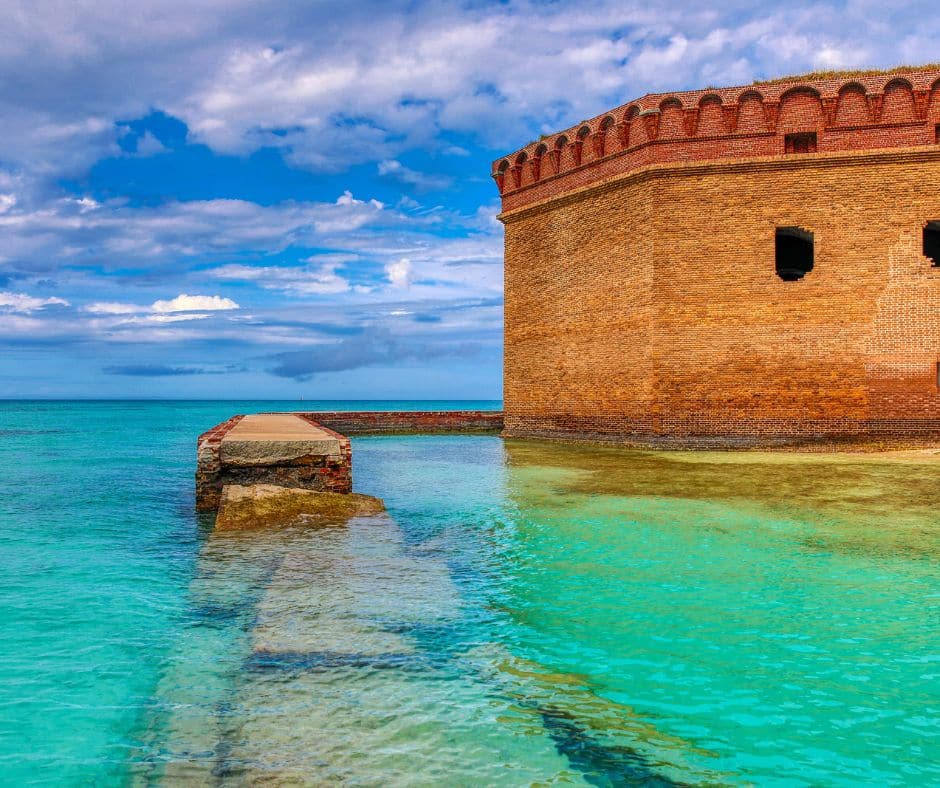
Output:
top-left (385, 259), bottom-right (413, 288)
top-left (151, 294), bottom-right (239, 313)
top-left (85, 294), bottom-right (239, 315)
top-left (0, 291), bottom-right (69, 313)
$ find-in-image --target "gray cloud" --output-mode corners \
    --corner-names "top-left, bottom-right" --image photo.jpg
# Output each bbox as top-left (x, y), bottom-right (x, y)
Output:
top-left (378, 160), bottom-right (452, 192)
top-left (266, 327), bottom-right (481, 379)
top-left (103, 362), bottom-right (246, 376)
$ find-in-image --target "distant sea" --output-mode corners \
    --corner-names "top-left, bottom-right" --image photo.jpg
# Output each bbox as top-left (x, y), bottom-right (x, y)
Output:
top-left (1, 400), bottom-right (937, 785)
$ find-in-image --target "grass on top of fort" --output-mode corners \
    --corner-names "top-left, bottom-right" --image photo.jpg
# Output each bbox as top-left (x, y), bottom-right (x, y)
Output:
top-left (752, 62), bottom-right (940, 85)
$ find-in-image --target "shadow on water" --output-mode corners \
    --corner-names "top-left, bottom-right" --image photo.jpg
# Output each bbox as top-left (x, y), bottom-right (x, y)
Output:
top-left (538, 706), bottom-right (685, 788)
top-left (245, 649), bottom-right (432, 673)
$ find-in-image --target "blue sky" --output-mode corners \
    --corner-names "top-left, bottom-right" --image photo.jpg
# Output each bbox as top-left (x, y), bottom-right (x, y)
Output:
top-left (0, 1), bottom-right (936, 398)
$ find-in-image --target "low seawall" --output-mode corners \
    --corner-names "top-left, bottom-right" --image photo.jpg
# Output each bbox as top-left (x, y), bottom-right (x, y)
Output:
top-left (300, 410), bottom-right (503, 435)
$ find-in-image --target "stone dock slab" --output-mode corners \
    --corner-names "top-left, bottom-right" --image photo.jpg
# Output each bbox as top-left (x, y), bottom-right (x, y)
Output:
top-left (220, 413), bottom-right (343, 467)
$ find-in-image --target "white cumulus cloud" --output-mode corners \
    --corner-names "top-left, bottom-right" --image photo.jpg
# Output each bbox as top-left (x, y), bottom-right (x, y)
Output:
top-left (151, 294), bottom-right (240, 313)
top-left (85, 294), bottom-right (239, 315)
top-left (0, 291), bottom-right (69, 313)
top-left (385, 258), bottom-right (413, 288)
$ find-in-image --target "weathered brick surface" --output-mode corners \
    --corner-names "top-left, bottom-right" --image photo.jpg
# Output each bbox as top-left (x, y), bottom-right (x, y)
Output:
top-left (195, 414), bottom-right (244, 510)
top-left (195, 414), bottom-right (352, 510)
top-left (497, 70), bottom-right (940, 446)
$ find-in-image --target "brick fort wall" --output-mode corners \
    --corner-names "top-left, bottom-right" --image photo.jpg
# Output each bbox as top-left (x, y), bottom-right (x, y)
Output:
top-left (496, 69), bottom-right (940, 445)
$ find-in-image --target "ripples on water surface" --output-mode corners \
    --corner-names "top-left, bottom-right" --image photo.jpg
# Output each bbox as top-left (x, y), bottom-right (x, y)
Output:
top-left (0, 401), bottom-right (938, 785)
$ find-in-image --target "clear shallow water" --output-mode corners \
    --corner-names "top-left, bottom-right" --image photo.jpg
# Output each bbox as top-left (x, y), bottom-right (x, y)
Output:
top-left (0, 401), bottom-right (938, 785)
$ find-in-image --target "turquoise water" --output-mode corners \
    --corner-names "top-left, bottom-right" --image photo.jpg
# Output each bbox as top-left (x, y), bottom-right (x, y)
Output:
top-left (1, 401), bottom-right (938, 785)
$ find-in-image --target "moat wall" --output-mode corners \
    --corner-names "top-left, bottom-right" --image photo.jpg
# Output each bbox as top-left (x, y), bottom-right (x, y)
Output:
top-left (304, 410), bottom-right (503, 435)
top-left (502, 149), bottom-right (940, 445)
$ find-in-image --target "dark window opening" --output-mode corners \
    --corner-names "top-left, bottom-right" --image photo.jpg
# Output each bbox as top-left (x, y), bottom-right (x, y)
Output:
top-left (924, 222), bottom-right (940, 266)
top-left (775, 227), bottom-right (814, 281)
top-left (785, 132), bottom-right (817, 154)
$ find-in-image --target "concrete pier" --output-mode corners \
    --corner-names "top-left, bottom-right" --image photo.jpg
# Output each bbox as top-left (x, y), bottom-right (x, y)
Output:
top-left (196, 410), bottom-right (504, 511)
top-left (220, 413), bottom-right (344, 467)
top-left (196, 413), bottom-right (351, 511)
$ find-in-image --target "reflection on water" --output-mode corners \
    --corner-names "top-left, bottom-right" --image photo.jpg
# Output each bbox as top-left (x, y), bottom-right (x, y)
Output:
top-left (133, 437), bottom-right (939, 786)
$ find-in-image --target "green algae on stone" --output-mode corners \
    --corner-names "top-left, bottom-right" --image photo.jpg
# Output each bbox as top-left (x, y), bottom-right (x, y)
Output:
top-left (214, 484), bottom-right (385, 530)
top-left (502, 439), bottom-right (940, 560)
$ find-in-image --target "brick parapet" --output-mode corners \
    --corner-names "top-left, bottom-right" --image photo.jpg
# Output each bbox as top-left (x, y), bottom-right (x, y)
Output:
top-left (499, 146), bottom-right (940, 223)
top-left (493, 68), bottom-right (940, 213)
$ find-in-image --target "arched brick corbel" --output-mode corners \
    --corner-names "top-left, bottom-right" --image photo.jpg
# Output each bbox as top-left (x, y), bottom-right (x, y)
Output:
top-left (594, 118), bottom-right (615, 158)
top-left (573, 126), bottom-right (591, 165)
top-left (821, 97), bottom-right (838, 128)
top-left (493, 161), bottom-right (509, 193)
top-left (683, 108), bottom-right (698, 137)
top-left (571, 139), bottom-right (583, 166)
top-left (723, 104), bottom-right (739, 133)
top-left (531, 145), bottom-right (546, 181)
top-left (529, 157), bottom-right (541, 182)
top-left (642, 112), bottom-right (660, 140)
top-left (868, 94), bottom-right (884, 123)
top-left (549, 136), bottom-right (567, 174)
top-left (510, 164), bottom-right (523, 189)
top-left (615, 122), bottom-right (630, 149)
top-left (763, 101), bottom-right (779, 131)
top-left (914, 89), bottom-right (930, 120)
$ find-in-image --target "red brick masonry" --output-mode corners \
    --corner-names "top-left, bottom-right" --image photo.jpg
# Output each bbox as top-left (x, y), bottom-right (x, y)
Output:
top-left (494, 69), bottom-right (940, 212)
top-left (195, 414), bottom-right (244, 509)
top-left (195, 411), bottom-right (504, 510)
top-left (495, 68), bottom-right (940, 447)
